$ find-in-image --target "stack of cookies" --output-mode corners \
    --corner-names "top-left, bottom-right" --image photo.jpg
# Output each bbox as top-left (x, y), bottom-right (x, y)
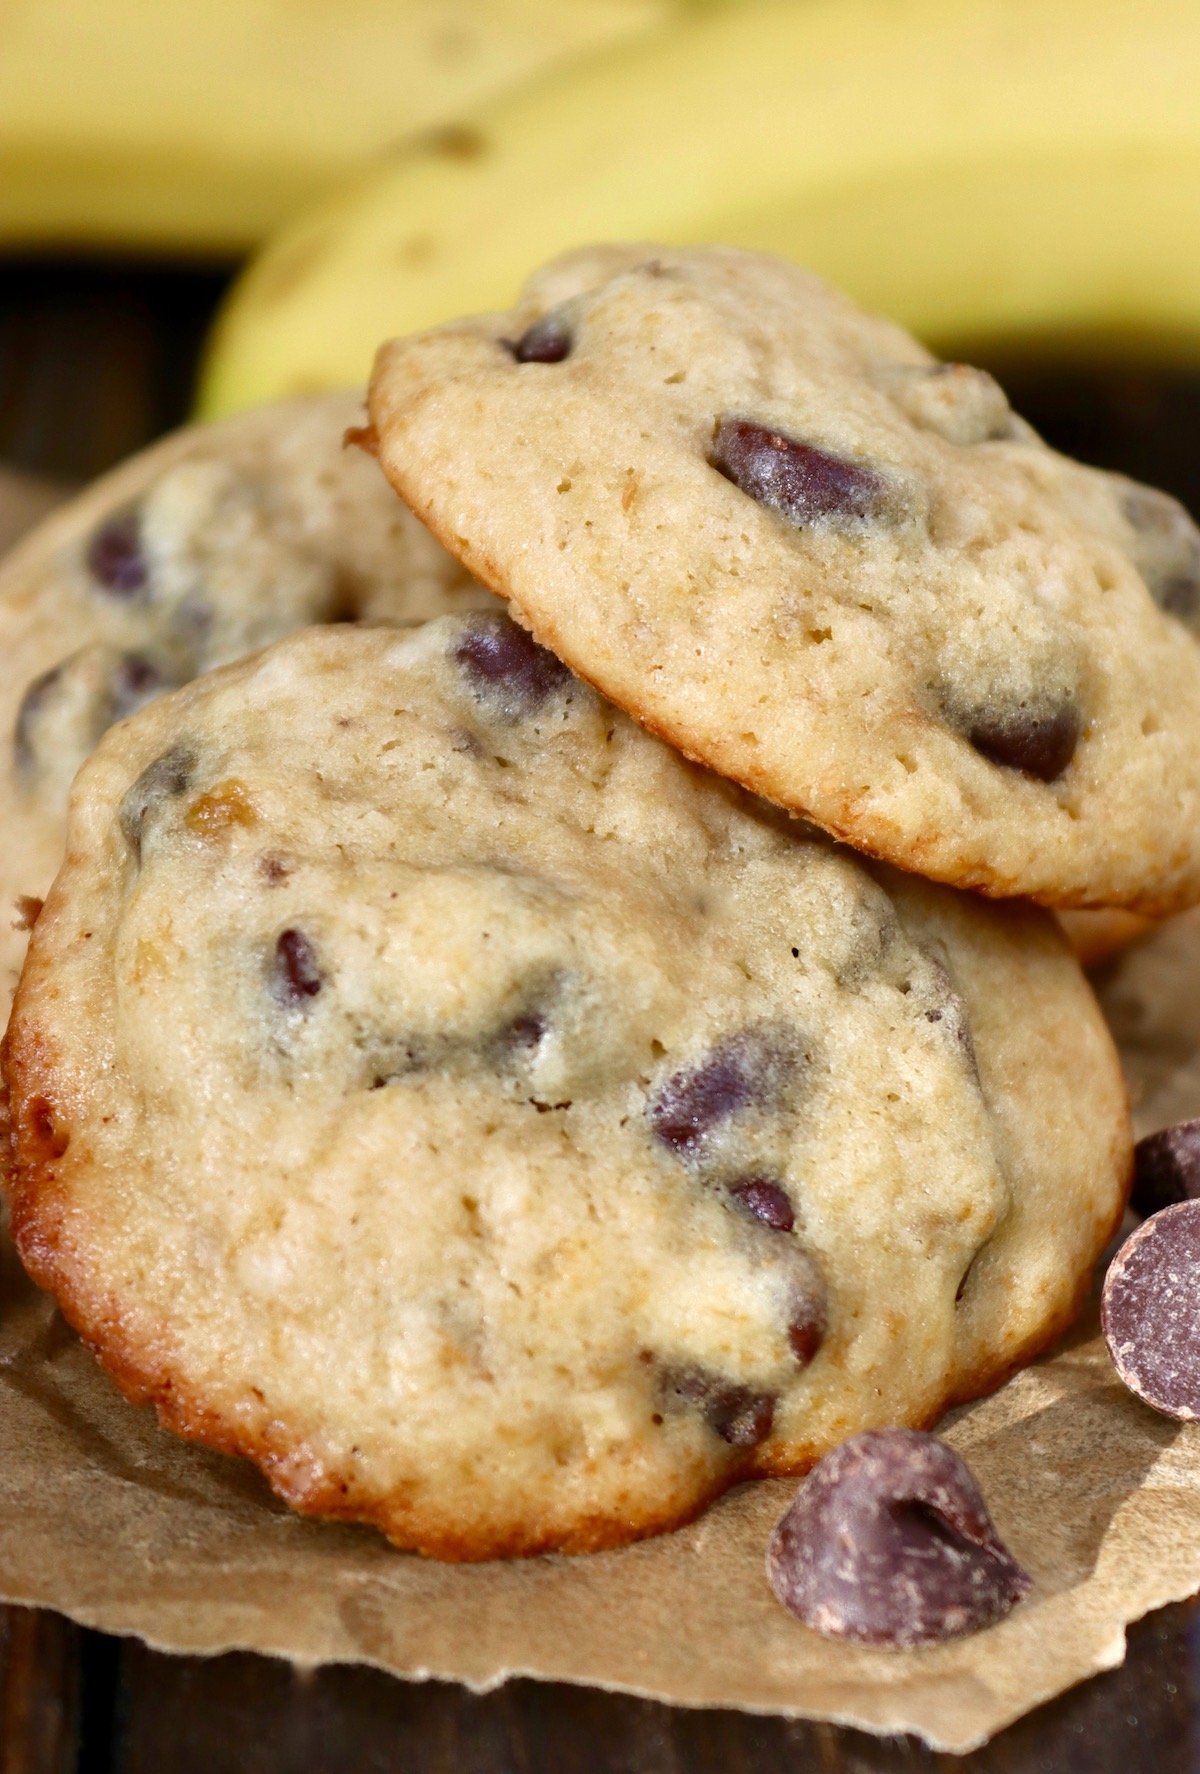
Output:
top-left (8, 244), bottom-right (1198, 1565)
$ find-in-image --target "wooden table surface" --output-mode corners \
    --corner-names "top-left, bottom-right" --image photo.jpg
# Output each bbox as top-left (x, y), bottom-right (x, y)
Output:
top-left (3, 258), bottom-right (1200, 1774)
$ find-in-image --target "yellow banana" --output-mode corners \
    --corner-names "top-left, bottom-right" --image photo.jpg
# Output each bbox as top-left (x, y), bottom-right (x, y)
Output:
top-left (198, 0), bottom-right (1200, 419)
top-left (0, 0), bottom-right (677, 254)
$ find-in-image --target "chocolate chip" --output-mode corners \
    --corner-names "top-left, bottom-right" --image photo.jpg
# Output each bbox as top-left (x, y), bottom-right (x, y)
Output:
top-left (109, 652), bottom-right (169, 723)
top-left (787, 1290), bottom-right (826, 1366)
top-left (118, 743), bottom-right (195, 857)
top-left (86, 506), bottom-right (148, 597)
top-left (966, 701), bottom-right (1079, 781)
top-left (668, 1369), bottom-right (776, 1447)
top-left (1158, 576), bottom-right (1200, 624)
top-left (13, 664), bottom-right (65, 776)
top-left (273, 928), bottom-right (323, 1004)
top-left (711, 418), bottom-right (891, 527)
top-left (1102, 1200), bottom-right (1200, 1419)
top-left (766, 1428), bottom-right (1031, 1646)
top-left (455, 612), bottom-right (572, 717)
top-left (483, 1005), bottom-right (554, 1084)
top-left (729, 1176), bottom-right (795, 1232)
top-left (1131, 1121), bottom-right (1200, 1218)
top-left (921, 954), bottom-right (979, 1077)
top-left (719, 1179), bottom-right (828, 1365)
top-left (649, 1027), bottom-right (797, 1159)
top-left (499, 1010), bottom-right (547, 1052)
top-left (505, 314), bottom-right (572, 364)
top-left (14, 650), bottom-right (171, 782)
top-left (1124, 484), bottom-right (1200, 632)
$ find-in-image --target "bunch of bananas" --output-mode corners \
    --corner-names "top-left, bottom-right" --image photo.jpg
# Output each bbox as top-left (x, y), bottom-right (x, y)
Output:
top-left (0, 0), bottom-right (678, 253)
top-left (196, 0), bottom-right (1200, 416)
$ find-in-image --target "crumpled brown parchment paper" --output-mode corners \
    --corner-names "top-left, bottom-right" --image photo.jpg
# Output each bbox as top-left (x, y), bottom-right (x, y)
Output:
top-left (2, 468), bottom-right (1199, 1755)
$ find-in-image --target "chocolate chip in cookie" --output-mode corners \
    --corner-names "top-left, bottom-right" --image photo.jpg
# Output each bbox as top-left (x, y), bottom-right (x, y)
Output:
top-left (729, 1175), bottom-right (795, 1232)
top-left (15, 648), bottom-right (171, 784)
top-left (272, 928), bottom-right (323, 1005)
top-left (665, 1366), bottom-right (776, 1448)
top-left (455, 610), bottom-right (572, 716)
top-left (1123, 483), bottom-right (1200, 632)
top-left (710, 418), bottom-right (893, 528)
top-left (118, 742), bottom-right (195, 858)
top-left (649, 1025), bottom-right (799, 1160)
top-left (505, 313), bottom-right (573, 364)
top-left (86, 506), bottom-right (148, 599)
top-left (965, 699), bottom-right (1080, 783)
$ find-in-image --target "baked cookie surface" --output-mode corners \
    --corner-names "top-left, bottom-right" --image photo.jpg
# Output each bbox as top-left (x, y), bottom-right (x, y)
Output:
top-left (3, 615), bottom-right (1129, 1558)
top-left (0, 391), bottom-right (489, 998)
top-left (369, 244), bottom-right (1200, 913)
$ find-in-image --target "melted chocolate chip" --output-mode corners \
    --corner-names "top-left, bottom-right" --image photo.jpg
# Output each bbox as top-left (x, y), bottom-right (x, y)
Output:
top-left (273, 928), bottom-right (323, 1004)
top-left (86, 507), bottom-right (148, 597)
top-left (484, 1006), bottom-right (553, 1081)
top-left (500, 1010), bottom-right (547, 1052)
top-left (966, 701), bottom-right (1079, 782)
top-left (711, 418), bottom-right (890, 527)
top-left (1102, 1200), bottom-right (1200, 1419)
top-left (109, 653), bottom-right (169, 723)
top-left (455, 612), bottom-right (572, 717)
top-left (649, 1027), bottom-right (797, 1159)
top-left (729, 1176), bottom-right (795, 1232)
top-left (13, 664), bottom-right (64, 776)
top-left (922, 954), bottom-right (979, 1077)
top-left (506, 314), bottom-right (572, 364)
top-left (368, 996), bottom-right (554, 1091)
top-left (787, 1291), bottom-right (826, 1366)
top-left (1131, 1121), bottom-right (1200, 1219)
top-left (766, 1429), bottom-right (1031, 1646)
top-left (1158, 576), bottom-right (1200, 623)
top-left (668, 1369), bottom-right (776, 1447)
top-left (1124, 484), bottom-right (1200, 632)
top-left (118, 744), bottom-right (195, 857)
top-left (15, 650), bottom-right (171, 782)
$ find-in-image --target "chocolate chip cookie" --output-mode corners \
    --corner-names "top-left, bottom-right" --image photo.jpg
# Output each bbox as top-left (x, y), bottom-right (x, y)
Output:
top-left (368, 244), bottom-right (1200, 913)
top-left (0, 391), bottom-right (490, 998)
top-left (3, 614), bottom-right (1129, 1558)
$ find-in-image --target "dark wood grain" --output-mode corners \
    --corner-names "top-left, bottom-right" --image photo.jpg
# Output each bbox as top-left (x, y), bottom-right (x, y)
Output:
top-left (4, 257), bottom-right (1200, 1772)
top-left (101, 1598), bottom-right (1200, 1774)
top-left (0, 257), bottom-right (227, 482)
top-left (986, 351), bottom-right (1200, 517)
top-left (0, 1611), bottom-right (81, 1774)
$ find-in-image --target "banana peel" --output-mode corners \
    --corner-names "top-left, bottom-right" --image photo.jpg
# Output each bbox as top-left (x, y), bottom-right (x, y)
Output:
top-left (0, 0), bottom-right (677, 255)
top-left (197, 0), bottom-right (1200, 417)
